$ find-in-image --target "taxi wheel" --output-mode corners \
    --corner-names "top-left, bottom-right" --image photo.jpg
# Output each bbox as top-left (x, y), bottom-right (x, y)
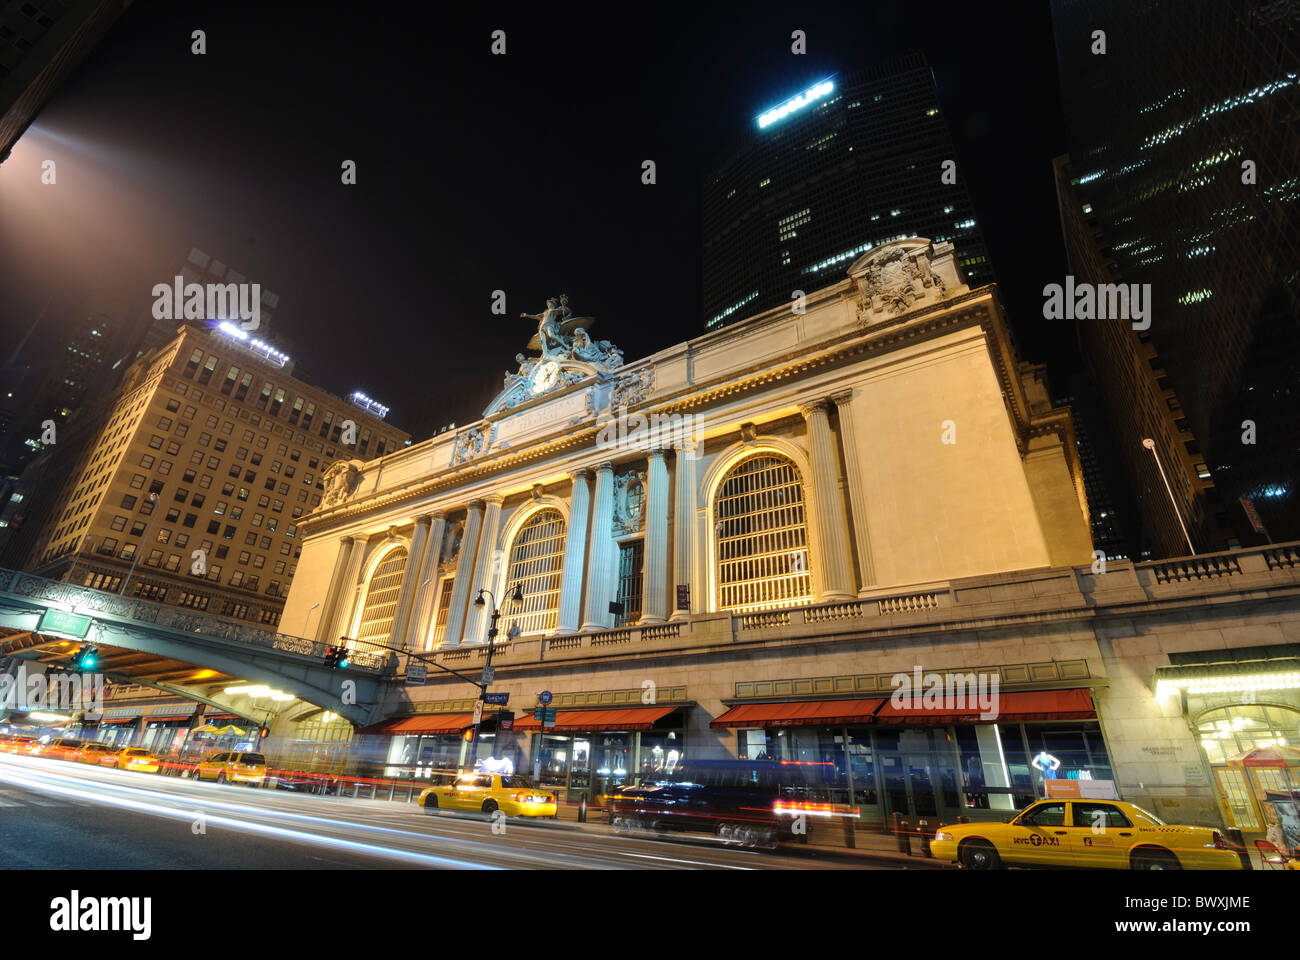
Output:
top-left (216, 773), bottom-right (226, 785)
top-left (610, 814), bottom-right (630, 834)
top-left (481, 799), bottom-right (498, 816)
top-left (424, 796), bottom-right (439, 815)
top-left (959, 839), bottom-right (1001, 870)
top-left (1132, 849), bottom-right (1181, 871)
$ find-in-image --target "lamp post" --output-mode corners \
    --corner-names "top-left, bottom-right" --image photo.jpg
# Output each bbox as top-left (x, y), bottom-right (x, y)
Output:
top-left (464, 583), bottom-right (523, 770)
top-left (1142, 438), bottom-right (1196, 556)
top-left (119, 491), bottom-right (160, 597)
top-left (304, 602), bottom-right (321, 638)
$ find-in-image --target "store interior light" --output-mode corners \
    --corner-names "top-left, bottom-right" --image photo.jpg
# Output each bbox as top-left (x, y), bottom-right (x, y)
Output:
top-left (1156, 672), bottom-right (1300, 698)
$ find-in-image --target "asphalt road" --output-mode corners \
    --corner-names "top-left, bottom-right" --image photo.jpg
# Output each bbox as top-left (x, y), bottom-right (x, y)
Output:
top-left (0, 753), bottom-right (944, 870)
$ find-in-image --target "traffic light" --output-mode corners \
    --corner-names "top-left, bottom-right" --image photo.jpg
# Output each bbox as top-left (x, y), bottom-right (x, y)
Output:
top-left (71, 644), bottom-right (99, 670)
top-left (462, 726), bottom-right (474, 743)
top-left (322, 642), bottom-right (351, 669)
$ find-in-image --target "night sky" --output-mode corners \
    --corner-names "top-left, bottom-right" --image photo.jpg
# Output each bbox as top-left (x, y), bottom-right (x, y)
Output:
top-left (0, 1), bottom-right (1069, 435)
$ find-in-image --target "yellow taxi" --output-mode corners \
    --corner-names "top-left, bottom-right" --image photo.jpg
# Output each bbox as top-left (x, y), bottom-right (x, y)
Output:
top-left (102, 746), bottom-right (161, 774)
top-left (74, 742), bottom-right (120, 765)
top-left (931, 798), bottom-right (1243, 871)
top-left (26, 737), bottom-right (83, 761)
top-left (419, 772), bottom-right (557, 818)
top-left (0, 735), bottom-right (36, 754)
top-left (194, 750), bottom-right (267, 786)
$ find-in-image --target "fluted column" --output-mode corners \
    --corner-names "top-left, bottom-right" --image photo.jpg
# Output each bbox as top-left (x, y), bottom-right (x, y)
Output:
top-left (328, 533), bottom-right (371, 640)
top-left (582, 462), bottom-right (617, 631)
top-left (830, 390), bottom-right (876, 591)
top-left (463, 495), bottom-right (504, 644)
top-left (405, 512), bottom-right (446, 650)
top-left (640, 451), bottom-right (670, 623)
top-left (314, 536), bottom-right (353, 642)
top-left (442, 501), bottom-right (483, 647)
top-left (671, 443), bottom-right (697, 619)
top-left (555, 469), bottom-right (591, 635)
top-left (387, 515), bottom-right (430, 648)
top-left (800, 398), bottom-right (855, 601)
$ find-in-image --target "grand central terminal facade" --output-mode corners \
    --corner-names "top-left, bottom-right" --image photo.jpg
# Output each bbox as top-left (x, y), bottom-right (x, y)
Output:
top-left (280, 239), bottom-right (1300, 836)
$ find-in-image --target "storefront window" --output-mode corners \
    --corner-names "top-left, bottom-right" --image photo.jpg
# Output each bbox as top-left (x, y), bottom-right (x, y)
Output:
top-left (639, 731), bottom-right (683, 780)
top-left (1196, 705), bottom-right (1300, 764)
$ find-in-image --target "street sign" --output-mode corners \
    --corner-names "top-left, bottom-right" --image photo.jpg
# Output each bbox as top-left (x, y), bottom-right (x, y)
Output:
top-left (533, 706), bottom-right (544, 722)
top-left (542, 707), bottom-right (557, 729)
top-left (39, 609), bottom-right (92, 640)
top-left (483, 691), bottom-right (509, 705)
top-left (406, 662), bottom-right (427, 685)
top-left (471, 700), bottom-right (484, 726)
top-left (539, 690), bottom-right (553, 705)
top-left (676, 584), bottom-right (690, 611)
top-left (498, 710), bottom-right (514, 731)
top-left (480, 665), bottom-right (495, 685)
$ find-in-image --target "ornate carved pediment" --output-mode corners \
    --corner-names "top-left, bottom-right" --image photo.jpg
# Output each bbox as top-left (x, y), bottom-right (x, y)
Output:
top-left (847, 238), bottom-right (968, 325)
top-left (451, 424), bottom-right (496, 465)
top-left (320, 459), bottom-right (365, 508)
top-left (610, 366), bottom-right (654, 409)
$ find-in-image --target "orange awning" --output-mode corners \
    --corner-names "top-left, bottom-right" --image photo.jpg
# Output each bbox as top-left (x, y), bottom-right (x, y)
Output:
top-left (874, 688), bottom-right (1096, 724)
top-left (358, 713), bottom-right (473, 735)
top-left (513, 706), bottom-right (676, 732)
top-left (710, 699), bottom-right (886, 728)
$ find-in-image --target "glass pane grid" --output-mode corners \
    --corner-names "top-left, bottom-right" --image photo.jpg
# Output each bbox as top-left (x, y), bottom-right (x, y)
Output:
top-left (504, 510), bottom-right (565, 636)
top-left (356, 548), bottom-right (409, 642)
top-left (716, 456), bottom-right (814, 611)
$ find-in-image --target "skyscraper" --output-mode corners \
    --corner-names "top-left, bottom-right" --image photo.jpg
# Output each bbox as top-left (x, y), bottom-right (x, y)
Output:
top-left (701, 53), bottom-right (993, 330)
top-left (0, 0), bottom-right (131, 164)
top-left (1051, 0), bottom-right (1300, 546)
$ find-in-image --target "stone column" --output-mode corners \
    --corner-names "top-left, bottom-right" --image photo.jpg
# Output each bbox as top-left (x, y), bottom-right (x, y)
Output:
top-left (442, 501), bottom-right (483, 647)
top-left (671, 443), bottom-right (697, 619)
top-left (582, 462), bottom-right (617, 631)
top-left (387, 515), bottom-right (430, 648)
top-left (800, 398), bottom-right (855, 602)
top-left (314, 536), bottom-right (353, 642)
top-left (555, 469), bottom-right (591, 635)
top-left (405, 512), bottom-right (446, 650)
top-left (830, 389), bottom-right (876, 591)
top-left (463, 495), bottom-right (504, 644)
top-left (640, 450), bottom-right (670, 624)
top-left (327, 533), bottom-right (371, 640)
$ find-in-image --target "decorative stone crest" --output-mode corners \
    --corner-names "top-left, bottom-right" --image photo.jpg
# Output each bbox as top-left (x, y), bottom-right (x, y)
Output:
top-left (320, 459), bottom-right (364, 508)
top-left (612, 470), bottom-right (647, 536)
top-left (610, 366), bottom-right (654, 409)
top-left (847, 238), bottom-right (967, 324)
top-left (451, 424), bottom-right (495, 465)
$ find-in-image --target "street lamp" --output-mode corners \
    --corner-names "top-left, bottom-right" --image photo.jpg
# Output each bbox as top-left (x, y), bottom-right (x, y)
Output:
top-left (464, 583), bottom-right (524, 769)
top-left (1142, 438), bottom-right (1196, 556)
top-left (119, 491), bottom-right (160, 597)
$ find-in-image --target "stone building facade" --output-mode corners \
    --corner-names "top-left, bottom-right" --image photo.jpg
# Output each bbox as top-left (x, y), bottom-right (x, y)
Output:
top-left (281, 238), bottom-right (1300, 836)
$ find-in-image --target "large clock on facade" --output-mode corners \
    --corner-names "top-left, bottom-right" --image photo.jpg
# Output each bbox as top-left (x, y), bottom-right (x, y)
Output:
top-left (531, 360), bottom-right (561, 395)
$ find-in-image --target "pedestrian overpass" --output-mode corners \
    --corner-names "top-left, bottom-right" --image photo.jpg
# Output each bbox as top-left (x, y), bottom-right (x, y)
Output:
top-left (0, 567), bottom-right (391, 726)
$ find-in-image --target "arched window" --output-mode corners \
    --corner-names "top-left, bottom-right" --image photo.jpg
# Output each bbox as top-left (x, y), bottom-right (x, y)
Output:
top-left (1195, 704), bottom-right (1300, 764)
top-left (503, 508), bottom-right (566, 636)
top-left (715, 454), bottom-right (813, 611)
top-left (355, 546), bottom-right (409, 643)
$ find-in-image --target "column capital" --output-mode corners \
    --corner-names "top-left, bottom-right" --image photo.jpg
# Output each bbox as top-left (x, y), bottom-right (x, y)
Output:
top-left (595, 460), bottom-right (615, 474)
top-left (415, 513), bottom-right (434, 526)
top-left (339, 535), bottom-right (354, 547)
top-left (569, 467), bottom-right (591, 482)
top-left (484, 494), bottom-right (505, 507)
top-left (799, 397), bottom-right (832, 419)
top-left (646, 449), bottom-right (666, 464)
top-left (829, 388), bottom-right (854, 407)
top-left (468, 499), bottom-right (487, 512)
top-left (430, 509), bottom-right (447, 522)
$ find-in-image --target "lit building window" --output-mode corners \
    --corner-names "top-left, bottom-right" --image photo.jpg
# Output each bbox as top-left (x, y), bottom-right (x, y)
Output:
top-left (715, 455), bottom-right (813, 612)
top-left (502, 509), bottom-right (566, 636)
top-left (616, 540), bottom-right (645, 626)
top-left (355, 546), bottom-right (409, 643)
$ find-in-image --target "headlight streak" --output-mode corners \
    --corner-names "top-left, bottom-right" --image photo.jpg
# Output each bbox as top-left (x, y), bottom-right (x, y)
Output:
top-left (0, 761), bottom-right (497, 870)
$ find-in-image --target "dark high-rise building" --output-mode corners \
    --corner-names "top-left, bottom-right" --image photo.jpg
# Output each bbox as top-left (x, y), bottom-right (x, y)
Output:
top-left (1051, 0), bottom-right (1300, 547)
top-left (0, 0), bottom-right (131, 164)
top-left (701, 53), bottom-right (993, 330)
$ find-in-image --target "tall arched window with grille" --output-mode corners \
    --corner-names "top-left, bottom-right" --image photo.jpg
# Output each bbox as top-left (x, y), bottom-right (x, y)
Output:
top-left (715, 454), bottom-right (813, 611)
top-left (355, 546), bottom-right (409, 644)
top-left (502, 508), bottom-right (566, 636)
